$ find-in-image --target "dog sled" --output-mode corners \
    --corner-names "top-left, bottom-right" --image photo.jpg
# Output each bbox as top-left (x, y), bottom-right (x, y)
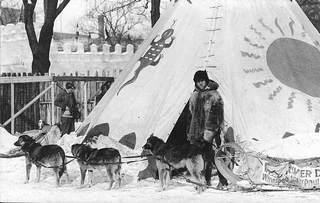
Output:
top-left (214, 142), bottom-right (320, 190)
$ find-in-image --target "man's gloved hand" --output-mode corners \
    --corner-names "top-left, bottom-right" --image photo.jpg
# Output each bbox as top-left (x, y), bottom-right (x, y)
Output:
top-left (203, 130), bottom-right (215, 143)
top-left (188, 135), bottom-right (205, 148)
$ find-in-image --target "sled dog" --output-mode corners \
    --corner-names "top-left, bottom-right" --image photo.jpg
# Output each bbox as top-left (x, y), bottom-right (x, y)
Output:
top-left (142, 135), bottom-right (205, 193)
top-left (14, 134), bottom-right (69, 187)
top-left (71, 143), bottom-right (122, 190)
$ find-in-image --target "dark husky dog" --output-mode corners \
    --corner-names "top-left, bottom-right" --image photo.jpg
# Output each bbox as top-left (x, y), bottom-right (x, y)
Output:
top-left (71, 143), bottom-right (122, 190)
top-left (14, 134), bottom-right (69, 187)
top-left (142, 136), bottom-right (205, 193)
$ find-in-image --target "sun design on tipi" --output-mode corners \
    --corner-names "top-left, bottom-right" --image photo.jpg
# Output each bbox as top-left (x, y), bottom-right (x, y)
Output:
top-left (241, 17), bottom-right (320, 110)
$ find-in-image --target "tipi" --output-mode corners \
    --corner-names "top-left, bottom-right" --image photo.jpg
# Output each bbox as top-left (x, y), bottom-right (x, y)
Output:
top-left (77, 0), bottom-right (320, 157)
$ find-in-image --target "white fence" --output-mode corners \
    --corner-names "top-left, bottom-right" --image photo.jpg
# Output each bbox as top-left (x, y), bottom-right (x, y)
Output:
top-left (0, 22), bottom-right (134, 77)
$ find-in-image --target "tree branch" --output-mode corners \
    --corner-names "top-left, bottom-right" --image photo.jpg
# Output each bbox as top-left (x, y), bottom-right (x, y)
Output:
top-left (105, 0), bottom-right (142, 13)
top-left (55, 0), bottom-right (70, 19)
top-left (23, 0), bottom-right (38, 53)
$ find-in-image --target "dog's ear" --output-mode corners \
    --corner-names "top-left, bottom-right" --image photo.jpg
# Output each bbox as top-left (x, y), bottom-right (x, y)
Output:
top-left (85, 144), bottom-right (92, 150)
top-left (17, 134), bottom-right (34, 144)
top-left (72, 143), bottom-right (81, 149)
top-left (20, 134), bottom-right (29, 139)
top-left (149, 133), bottom-right (154, 137)
top-left (26, 135), bottom-right (35, 142)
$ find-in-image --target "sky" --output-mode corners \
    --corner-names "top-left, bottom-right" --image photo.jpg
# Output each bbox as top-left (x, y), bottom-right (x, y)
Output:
top-left (49, 0), bottom-right (170, 35)
top-left (53, 0), bottom-right (88, 33)
top-left (1, 0), bottom-right (86, 33)
top-left (1, 0), bottom-right (161, 34)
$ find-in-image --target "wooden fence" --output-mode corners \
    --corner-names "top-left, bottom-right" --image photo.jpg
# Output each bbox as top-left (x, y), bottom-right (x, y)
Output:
top-left (0, 73), bottom-right (114, 134)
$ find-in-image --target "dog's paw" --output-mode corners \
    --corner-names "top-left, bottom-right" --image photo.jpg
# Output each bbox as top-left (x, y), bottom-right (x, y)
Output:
top-left (77, 185), bottom-right (84, 189)
top-left (23, 180), bottom-right (28, 184)
top-left (65, 175), bottom-right (70, 184)
top-left (156, 188), bottom-right (164, 192)
top-left (194, 185), bottom-right (206, 193)
top-left (197, 187), bottom-right (206, 194)
top-left (216, 181), bottom-right (229, 190)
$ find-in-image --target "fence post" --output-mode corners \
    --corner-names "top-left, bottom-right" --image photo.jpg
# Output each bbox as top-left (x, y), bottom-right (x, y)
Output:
top-left (11, 83), bottom-right (14, 134)
top-left (3, 85), bottom-right (52, 128)
top-left (84, 81), bottom-right (88, 119)
top-left (51, 81), bottom-right (55, 125)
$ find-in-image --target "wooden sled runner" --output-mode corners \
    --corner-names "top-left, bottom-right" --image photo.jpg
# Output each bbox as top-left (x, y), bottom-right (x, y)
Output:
top-left (215, 142), bottom-right (320, 190)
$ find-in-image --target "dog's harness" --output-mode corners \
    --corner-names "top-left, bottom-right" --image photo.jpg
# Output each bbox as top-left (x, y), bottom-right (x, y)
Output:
top-left (150, 141), bottom-right (230, 191)
top-left (68, 146), bottom-right (152, 167)
top-left (76, 154), bottom-right (152, 166)
top-left (35, 159), bottom-right (74, 169)
top-left (85, 149), bottom-right (98, 162)
top-left (23, 141), bottom-right (74, 169)
top-left (151, 150), bottom-right (210, 189)
top-left (23, 142), bottom-right (42, 163)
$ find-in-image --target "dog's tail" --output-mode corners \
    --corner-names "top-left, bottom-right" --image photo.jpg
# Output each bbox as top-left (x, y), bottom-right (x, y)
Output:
top-left (59, 150), bottom-right (66, 178)
top-left (116, 156), bottom-right (122, 174)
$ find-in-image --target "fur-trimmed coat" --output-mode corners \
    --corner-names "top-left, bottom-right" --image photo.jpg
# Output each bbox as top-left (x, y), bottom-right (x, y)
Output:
top-left (188, 80), bottom-right (224, 144)
top-left (54, 91), bottom-right (79, 119)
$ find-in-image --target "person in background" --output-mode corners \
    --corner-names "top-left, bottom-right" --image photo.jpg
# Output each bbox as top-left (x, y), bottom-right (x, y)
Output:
top-left (96, 82), bottom-right (111, 104)
top-left (187, 70), bottom-right (228, 189)
top-left (54, 82), bottom-right (80, 136)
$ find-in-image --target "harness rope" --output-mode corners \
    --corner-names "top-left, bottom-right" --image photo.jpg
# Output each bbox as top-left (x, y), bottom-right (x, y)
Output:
top-left (149, 142), bottom-right (209, 190)
top-left (63, 153), bottom-right (152, 168)
top-left (23, 141), bottom-right (75, 169)
top-left (22, 140), bottom-right (224, 190)
top-left (21, 136), bottom-right (227, 191)
top-left (35, 158), bottom-right (76, 169)
top-left (150, 140), bottom-right (233, 191)
top-left (33, 154), bottom-right (151, 169)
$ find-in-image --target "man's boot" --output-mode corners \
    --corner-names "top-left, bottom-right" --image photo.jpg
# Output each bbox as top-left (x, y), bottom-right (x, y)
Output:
top-left (203, 141), bottom-right (214, 186)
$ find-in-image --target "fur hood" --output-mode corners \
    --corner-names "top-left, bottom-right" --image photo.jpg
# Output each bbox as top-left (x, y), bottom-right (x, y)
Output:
top-left (195, 79), bottom-right (219, 92)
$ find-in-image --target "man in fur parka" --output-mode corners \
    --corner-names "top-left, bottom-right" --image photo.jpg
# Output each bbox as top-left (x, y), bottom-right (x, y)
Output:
top-left (188, 70), bottom-right (228, 189)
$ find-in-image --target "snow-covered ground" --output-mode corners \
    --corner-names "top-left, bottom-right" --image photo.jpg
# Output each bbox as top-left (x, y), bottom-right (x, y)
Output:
top-left (1, 127), bottom-right (320, 203)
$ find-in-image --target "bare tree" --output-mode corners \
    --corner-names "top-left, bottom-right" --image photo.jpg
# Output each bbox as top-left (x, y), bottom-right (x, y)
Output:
top-left (150, 0), bottom-right (160, 27)
top-left (23, 0), bottom-right (70, 74)
top-left (78, 0), bottom-right (148, 49)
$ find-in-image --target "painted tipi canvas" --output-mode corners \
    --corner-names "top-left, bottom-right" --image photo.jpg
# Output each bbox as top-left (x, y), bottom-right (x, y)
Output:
top-left (76, 0), bottom-right (320, 152)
